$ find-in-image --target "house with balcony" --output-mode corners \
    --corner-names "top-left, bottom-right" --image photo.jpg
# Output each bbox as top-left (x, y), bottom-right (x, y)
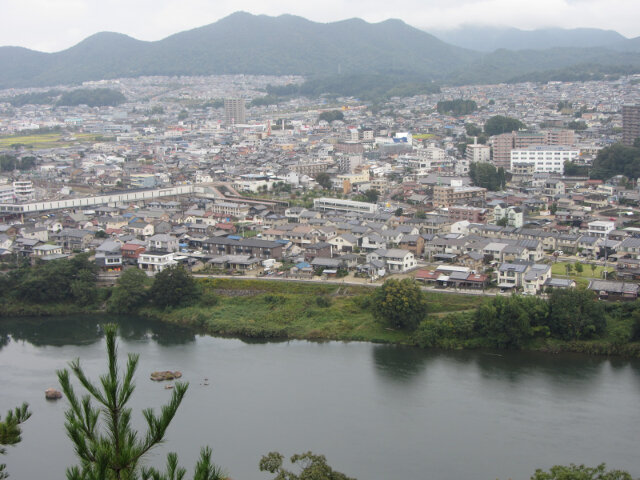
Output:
top-left (52, 228), bottom-right (94, 252)
top-left (577, 235), bottom-right (601, 258)
top-left (138, 251), bottom-right (176, 274)
top-left (95, 240), bottom-right (123, 271)
top-left (523, 264), bottom-right (551, 294)
top-left (367, 248), bottom-right (416, 273)
top-left (587, 220), bottom-right (615, 238)
top-left (498, 261), bottom-right (552, 293)
top-left (121, 241), bottom-right (146, 264)
top-left (497, 262), bottom-right (530, 290)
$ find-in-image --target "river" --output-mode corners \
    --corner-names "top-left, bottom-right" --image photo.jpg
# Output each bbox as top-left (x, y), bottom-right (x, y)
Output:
top-left (1, 316), bottom-right (639, 480)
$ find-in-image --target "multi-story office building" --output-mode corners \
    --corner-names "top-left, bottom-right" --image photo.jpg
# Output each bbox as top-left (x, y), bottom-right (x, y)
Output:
top-left (623, 104), bottom-right (640, 146)
top-left (510, 146), bottom-right (579, 174)
top-left (224, 98), bottom-right (246, 125)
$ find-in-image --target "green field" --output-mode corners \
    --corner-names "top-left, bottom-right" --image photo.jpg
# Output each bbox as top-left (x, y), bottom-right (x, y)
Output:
top-left (551, 262), bottom-right (614, 287)
top-left (143, 278), bottom-right (485, 344)
top-left (0, 133), bottom-right (104, 149)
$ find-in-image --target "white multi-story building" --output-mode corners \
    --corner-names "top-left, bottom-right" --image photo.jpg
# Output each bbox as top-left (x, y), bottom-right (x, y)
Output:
top-left (510, 146), bottom-right (579, 174)
top-left (587, 220), bottom-right (615, 238)
top-left (313, 197), bottom-right (377, 214)
top-left (416, 145), bottom-right (446, 164)
top-left (465, 143), bottom-right (491, 163)
top-left (138, 251), bottom-right (176, 274)
top-left (0, 184), bottom-right (14, 203)
top-left (13, 180), bottom-right (34, 202)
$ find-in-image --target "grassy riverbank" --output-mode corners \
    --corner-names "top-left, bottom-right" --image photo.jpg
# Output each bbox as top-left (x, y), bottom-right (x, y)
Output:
top-left (141, 278), bottom-right (485, 344)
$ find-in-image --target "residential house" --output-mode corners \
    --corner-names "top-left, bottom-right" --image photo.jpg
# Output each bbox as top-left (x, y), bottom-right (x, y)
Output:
top-left (95, 240), bottom-right (123, 271)
top-left (147, 234), bottom-right (179, 252)
top-left (52, 229), bottom-right (94, 252)
top-left (367, 248), bottom-right (416, 273)
top-left (588, 280), bottom-right (639, 300)
top-left (397, 235), bottom-right (425, 258)
top-left (138, 251), bottom-right (176, 274)
top-left (523, 264), bottom-right (551, 294)
top-left (328, 234), bottom-right (359, 253)
top-left (121, 241), bottom-right (146, 264)
top-left (32, 244), bottom-right (63, 257)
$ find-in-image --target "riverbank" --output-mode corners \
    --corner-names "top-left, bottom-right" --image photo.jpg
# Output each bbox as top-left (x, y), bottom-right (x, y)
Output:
top-left (140, 278), bottom-right (485, 344)
top-left (2, 277), bottom-right (640, 357)
top-left (141, 278), bottom-right (640, 357)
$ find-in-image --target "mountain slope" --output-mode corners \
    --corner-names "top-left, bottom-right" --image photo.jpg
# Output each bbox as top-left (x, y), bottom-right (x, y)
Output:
top-left (431, 26), bottom-right (627, 52)
top-left (0, 13), bottom-right (639, 91)
top-left (0, 12), bottom-right (476, 88)
top-left (448, 46), bottom-right (640, 85)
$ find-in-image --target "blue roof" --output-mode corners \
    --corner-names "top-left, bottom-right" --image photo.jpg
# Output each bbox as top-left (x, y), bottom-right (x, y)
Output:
top-left (296, 262), bottom-right (311, 269)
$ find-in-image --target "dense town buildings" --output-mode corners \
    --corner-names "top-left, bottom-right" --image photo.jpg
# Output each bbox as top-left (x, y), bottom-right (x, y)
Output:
top-left (0, 73), bottom-right (639, 294)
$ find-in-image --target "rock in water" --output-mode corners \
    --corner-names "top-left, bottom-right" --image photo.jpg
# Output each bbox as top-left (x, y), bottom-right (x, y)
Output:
top-left (150, 371), bottom-right (182, 381)
top-left (45, 388), bottom-right (62, 400)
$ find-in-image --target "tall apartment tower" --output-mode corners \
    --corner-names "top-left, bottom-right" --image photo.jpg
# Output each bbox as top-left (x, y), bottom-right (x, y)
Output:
top-left (224, 98), bottom-right (246, 125)
top-left (623, 104), bottom-right (640, 146)
top-left (491, 132), bottom-right (515, 169)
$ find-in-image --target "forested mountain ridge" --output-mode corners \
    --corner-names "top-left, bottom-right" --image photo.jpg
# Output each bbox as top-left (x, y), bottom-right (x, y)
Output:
top-left (1, 12), bottom-right (640, 90)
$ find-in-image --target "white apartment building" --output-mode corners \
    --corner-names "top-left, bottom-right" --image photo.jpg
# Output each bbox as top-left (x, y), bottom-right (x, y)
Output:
top-left (465, 143), bottom-right (491, 163)
top-left (416, 145), bottom-right (446, 163)
top-left (510, 146), bottom-right (579, 174)
top-left (0, 184), bottom-right (14, 203)
top-left (313, 197), bottom-right (377, 214)
top-left (587, 220), bottom-right (615, 238)
top-left (210, 201), bottom-right (250, 218)
top-left (13, 180), bottom-right (34, 202)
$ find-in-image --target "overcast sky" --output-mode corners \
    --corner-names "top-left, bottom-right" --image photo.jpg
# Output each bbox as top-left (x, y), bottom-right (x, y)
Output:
top-left (2, 0), bottom-right (639, 52)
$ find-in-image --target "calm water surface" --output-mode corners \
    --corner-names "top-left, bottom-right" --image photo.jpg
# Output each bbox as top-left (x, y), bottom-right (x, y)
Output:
top-left (1, 316), bottom-right (639, 480)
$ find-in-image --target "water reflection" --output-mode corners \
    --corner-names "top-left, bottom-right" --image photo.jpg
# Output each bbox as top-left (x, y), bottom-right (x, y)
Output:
top-left (372, 344), bottom-right (433, 382)
top-left (116, 316), bottom-right (196, 345)
top-left (0, 315), bottom-right (197, 350)
top-left (371, 345), bottom-right (640, 391)
top-left (0, 315), bottom-right (103, 348)
top-left (473, 350), bottom-right (608, 388)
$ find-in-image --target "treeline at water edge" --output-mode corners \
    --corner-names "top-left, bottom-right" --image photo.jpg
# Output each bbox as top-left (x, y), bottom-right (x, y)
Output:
top-left (1, 257), bottom-right (640, 356)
